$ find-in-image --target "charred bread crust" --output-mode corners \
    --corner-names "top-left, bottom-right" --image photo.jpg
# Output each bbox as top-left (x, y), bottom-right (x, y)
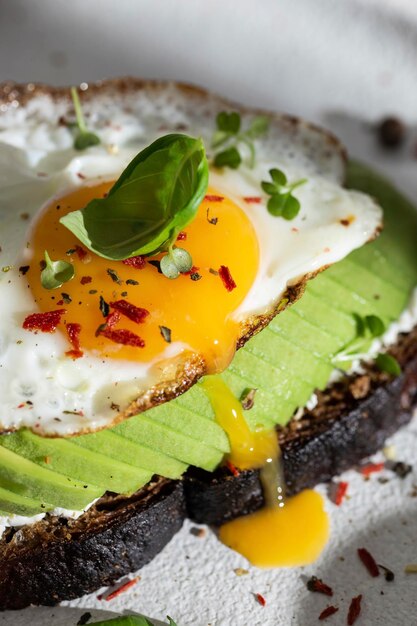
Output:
top-left (184, 327), bottom-right (417, 525)
top-left (0, 478), bottom-right (185, 611)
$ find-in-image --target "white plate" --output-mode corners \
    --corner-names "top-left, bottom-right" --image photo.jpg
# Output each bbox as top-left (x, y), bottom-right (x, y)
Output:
top-left (1, 1), bottom-right (417, 624)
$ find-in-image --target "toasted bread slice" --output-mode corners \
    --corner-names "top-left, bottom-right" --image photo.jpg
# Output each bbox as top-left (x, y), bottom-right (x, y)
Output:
top-left (1, 327), bottom-right (416, 610)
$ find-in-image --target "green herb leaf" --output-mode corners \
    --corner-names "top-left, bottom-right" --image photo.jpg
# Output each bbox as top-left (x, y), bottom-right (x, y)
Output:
top-left (214, 147), bottom-right (242, 169)
top-left (365, 314), bottom-right (385, 338)
top-left (216, 111), bottom-right (241, 134)
top-left (261, 168), bottom-right (306, 220)
top-left (89, 615), bottom-right (154, 625)
top-left (60, 134), bottom-right (208, 261)
top-left (40, 251), bottom-right (75, 290)
top-left (211, 111), bottom-right (269, 169)
top-left (71, 87), bottom-right (100, 151)
top-left (167, 618), bottom-right (178, 626)
top-left (376, 353), bottom-right (402, 376)
top-left (160, 246), bottom-right (192, 279)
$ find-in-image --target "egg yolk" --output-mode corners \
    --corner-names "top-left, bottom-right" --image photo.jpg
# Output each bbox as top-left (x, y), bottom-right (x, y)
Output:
top-left (26, 182), bottom-right (259, 373)
top-left (203, 376), bottom-right (330, 568)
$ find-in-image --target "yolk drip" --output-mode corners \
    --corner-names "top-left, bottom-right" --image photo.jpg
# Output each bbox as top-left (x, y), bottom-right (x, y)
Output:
top-left (203, 376), bottom-right (330, 568)
top-left (26, 183), bottom-right (259, 373)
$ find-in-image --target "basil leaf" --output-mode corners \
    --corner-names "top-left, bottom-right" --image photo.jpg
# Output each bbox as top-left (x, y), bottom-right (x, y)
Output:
top-left (41, 251), bottom-right (75, 289)
top-left (60, 134), bottom-right (208, 260)
top-left (376, 353), bottom-right (401, 376)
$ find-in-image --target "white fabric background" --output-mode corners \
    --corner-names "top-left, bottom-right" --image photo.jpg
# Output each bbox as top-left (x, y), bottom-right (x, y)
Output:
top-left (0, 1), bottom-right (417, 624)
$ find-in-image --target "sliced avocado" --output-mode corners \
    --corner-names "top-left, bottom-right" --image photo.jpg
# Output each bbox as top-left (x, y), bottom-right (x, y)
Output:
top-left (0, 486), bottom-right (53, 517)
top-left (113, 416), bottom-right (225, 471)
top-left (71, 430), bottom-right (187, 479)
top-left (1, 430), bottom-right (152, 495)
top-left (0, 445), bottom-right (102, 510)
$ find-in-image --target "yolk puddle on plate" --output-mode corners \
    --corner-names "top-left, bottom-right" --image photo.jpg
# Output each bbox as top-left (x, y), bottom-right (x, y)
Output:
top-left (26, 182), bottom-right (259, 374)
top-left (203, 376), bottom-right (329, 567)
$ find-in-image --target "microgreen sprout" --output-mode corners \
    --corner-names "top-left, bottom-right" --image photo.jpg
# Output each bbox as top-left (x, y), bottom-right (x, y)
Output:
top-left (70, 86), bottom-right (101, 151)
top-left (261, 168), bottom-right (307, 220)
top-left (41, 251), bottom-right (75, 290)
top-left (212, 111), bottom-right (269, 169)
top-left (332, 313), bottom-right (401, 376)
top-left (160, 246), bottom-right (193, 279)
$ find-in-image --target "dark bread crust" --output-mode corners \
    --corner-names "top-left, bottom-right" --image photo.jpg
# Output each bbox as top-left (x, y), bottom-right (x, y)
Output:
top-left (0, 478), bottom-right (185, 611)
top-left (184, 327), bottom-right (417, 525)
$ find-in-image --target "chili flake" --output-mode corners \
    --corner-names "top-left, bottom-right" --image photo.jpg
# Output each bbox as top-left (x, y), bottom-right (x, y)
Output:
top-left (204, 194), bottom-right (224, 202)
top-left (80, 276), bottom-right (92, 285)
top-left (357, 548), bottom-right (379, 578)
top-left (319, 606), bottom-right (339, 621)
top-left (122, 255), bottom-right (146, 270)
top-left (23, 309), bottom-right (66, 333)
top-left (243, 196), bottom-right (262, 203)
top-left (331, 481), bottom-right (349, 506)
top-left (306, 576), bottom-right (333, 597)
top-left (347, 595), bottom-right (362, 625)
top-left (65, 322), bottom-right (83, 359)
top-left (100, 328), bottom-right (145, 348)
top-left (226, 461), bottom-right (240, 477)
top-left (359, 462), bottom-right (385, 477)
top-left (219, 265), bottom-right (237, 292)
top-left (110, 299), bottom-right (149, 324)
top-left (99, 577), bottom-right (140, 601)
top-left (255, 593), bottom-right (266, 607)
top-left (177, 231), bottom-right (187, 241)
top-left (74, 245), bottom-right (88, 261)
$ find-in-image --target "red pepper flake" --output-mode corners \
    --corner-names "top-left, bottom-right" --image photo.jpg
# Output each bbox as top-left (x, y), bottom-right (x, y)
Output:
top-left (255, 593), bottom-right (266, 607)
top-left (122, 255), bottom-right (146, 270)
top-left (74, 245), bottom-right (88, 262)
top-left (218, 265), bottom-right (237, 292)
top-left (359, 462), bottom-right (385, 477)
top-left (99, 577), bottom-right (140, 601)
top-left (204, 194), bottom-right (224, 202)
top-left (347, 595), bottom-right (362, 625)
top-left (177, 231), bottom-right (187, 241)
top-left (306, 576), bottom-right (333, 597)
top-left (291, 227), bottom-right (299, 233)
top-left (23, 309), bottom-right (66, 333)
top-left (17, 403), bottom-right (25, 409)
top-left (80, 276), bottom-right (92, 285)
top-left (226, 461), bottom-right (240, 477)
top-left (357, 548), bottom-right (379, 578)
top-left (100, 328), bottom-right (145, 348)
top-left (331, 481), bottom-right (349, 506)
top-left (110, 300), bottom-right (149, 324)
top-left (106, 310), bottom-right (121, 328)
top-left (77, 172), bottom-right (86, 180)
top-left (243, 196), bottom-right (262, 203)
top-left (184, 265), bottom-right (200, 276)
top-left (65, 322), bottom-right (83, 359)
top-left (319, 606), bottom-right (339, 621)
top-left (56, 300), bottom-right (64, 306)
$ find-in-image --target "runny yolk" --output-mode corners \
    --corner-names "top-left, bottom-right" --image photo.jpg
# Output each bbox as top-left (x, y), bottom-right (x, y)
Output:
top-left (203, 376), bottom-right (330, 568)
top-left (26, 183), bottom-right (259, 373)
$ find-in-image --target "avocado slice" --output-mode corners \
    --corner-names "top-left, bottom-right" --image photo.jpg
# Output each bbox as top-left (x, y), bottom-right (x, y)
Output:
top-left (1, 430), bottom-right (152, 495)
top-left (0, 445), bottom-right (102, 510)
top-left (0, 486), bottom-right (53, 517)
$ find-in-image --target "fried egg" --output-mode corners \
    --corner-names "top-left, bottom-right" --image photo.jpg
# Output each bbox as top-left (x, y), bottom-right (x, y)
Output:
top-left (0, 82), bottom-right (382, 435)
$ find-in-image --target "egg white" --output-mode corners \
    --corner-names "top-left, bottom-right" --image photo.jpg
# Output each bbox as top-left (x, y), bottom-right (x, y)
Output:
top-left (0, 100), bottom-right (381, 435)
